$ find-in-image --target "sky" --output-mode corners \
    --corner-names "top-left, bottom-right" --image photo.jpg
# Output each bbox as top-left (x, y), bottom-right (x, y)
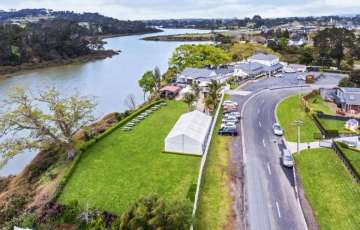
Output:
top-left (0, 0), bottom-right (359, 20)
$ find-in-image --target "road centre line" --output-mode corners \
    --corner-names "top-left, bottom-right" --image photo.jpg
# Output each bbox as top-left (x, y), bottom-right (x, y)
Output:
top-left (267, 162), bottom-right (272, 175)
top-left (276, 201), bottom-right (282, 218)
top-left (262, 138), bottom-right (266, 147)
top-left (259, 121), bottom-right (262, 128)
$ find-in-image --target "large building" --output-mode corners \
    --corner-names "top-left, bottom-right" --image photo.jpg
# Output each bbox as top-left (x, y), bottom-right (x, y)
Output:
top-left (164, 110), bottom-right (212, 156)
top-left (176, 66), bottom-right (234, 85)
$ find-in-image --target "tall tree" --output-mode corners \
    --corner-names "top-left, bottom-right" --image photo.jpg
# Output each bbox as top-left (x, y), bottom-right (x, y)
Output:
top-left (183, 93), bottom-right (196, 111)
top-left (0, 87), bottom-right (96, 159)
top-left (205, 80), bottom-right (223, 113)
top-left (153, 66), bottom-right (162, 91)
top-left (138, 71), bottom-right (156, 101)
top-left (314, 28), bottom-right (355, 69)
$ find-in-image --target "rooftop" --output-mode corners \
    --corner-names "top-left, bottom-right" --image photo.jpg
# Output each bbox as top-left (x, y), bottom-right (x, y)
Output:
top-left (249, 53), bottom-right (278, 61)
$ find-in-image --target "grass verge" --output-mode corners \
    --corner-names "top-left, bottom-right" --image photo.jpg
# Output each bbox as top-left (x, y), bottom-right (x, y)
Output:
top-left (277, 94), bottom-right (319, 142)
top-left (195, 105), bottom-right (232, 229)
top-left (294, 148), bottom-right (360, 229)
top-left (58, 101), bottom-right (201, 214)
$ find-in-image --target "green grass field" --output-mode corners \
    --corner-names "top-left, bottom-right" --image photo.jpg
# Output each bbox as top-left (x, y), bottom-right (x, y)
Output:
top-left (336, 142), bottom-right (360, 177)
top-left (58, 101), bottom-right (201, 214)
top-left (196, 110), bottom-right (232, 230)
top-left (295, 148), bottom-right (360, 229)
top-left (307, 95), bottom-right (335, 115)
top-left (277, 95), bottom-right (319, 142)
top-left (315, 116), bottom-right (356, 134)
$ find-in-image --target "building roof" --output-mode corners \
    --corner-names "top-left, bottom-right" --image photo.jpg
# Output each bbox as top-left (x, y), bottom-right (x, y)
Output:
top-left (249, 53), bottom-right (278, 61)
top-left (214, 66), bottom-right (234, 76)
top-left (338, 87), bottom-right (360, 106)
top-left (165, 110), bottom-right (212, 143)
top-left (179, 67), bottom-right (215, 79)
top-left (235, 62), bottom-right (266, 75)
top-left (263, 63), bottom-right (284, 72)
top-left (160, 85), bottom-right (181, 93)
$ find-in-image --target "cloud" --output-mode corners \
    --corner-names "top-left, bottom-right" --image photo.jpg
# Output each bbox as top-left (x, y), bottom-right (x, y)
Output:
top-left (0, 0), bottom-right (358, 19)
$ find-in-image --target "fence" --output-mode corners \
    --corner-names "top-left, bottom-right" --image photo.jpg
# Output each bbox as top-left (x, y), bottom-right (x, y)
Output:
top-left (190, 92), bottom-right (225, 229)
top-left (332, 142), bottom-right (360, 184)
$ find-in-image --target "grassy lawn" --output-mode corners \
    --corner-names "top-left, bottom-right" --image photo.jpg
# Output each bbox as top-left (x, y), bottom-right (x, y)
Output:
top-left (196, 108), bottom-right (232, 230)
top-left (58, 101), bottom-right (201, 214)
top-left (336, 142), bottom-right (360, 177)
top-left (307, 95), bottom-right (335, 115)
top-left (294, 148), bottom-right (360, 230)
top-left (277, 95), bottom-right (319, 142)
top-left (315, 116), bottom-right (357, 134)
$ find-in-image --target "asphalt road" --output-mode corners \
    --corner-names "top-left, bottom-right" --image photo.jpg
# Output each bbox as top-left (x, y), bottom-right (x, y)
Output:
top-left (230, 73), bottom-right (344, 230)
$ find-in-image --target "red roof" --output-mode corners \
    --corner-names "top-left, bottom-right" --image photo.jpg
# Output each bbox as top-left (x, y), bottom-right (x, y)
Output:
top-left (160, 85), bottom-right (181, 93)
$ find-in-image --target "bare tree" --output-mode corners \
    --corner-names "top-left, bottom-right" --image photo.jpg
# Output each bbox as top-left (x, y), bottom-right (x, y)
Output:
top-left (0, 87), bottom-right (97, 160)
top-left (124, 94), bottom-right (137, 110)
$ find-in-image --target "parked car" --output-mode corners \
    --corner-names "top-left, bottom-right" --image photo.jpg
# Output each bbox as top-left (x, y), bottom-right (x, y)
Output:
top-left (218, 127), bottom-right (238, 136)
top-left (229, 112), bottom-right (241, 119)
top-left (282, 149), bottom-right (294, 168)
top-left (273, 123), bottom-right (283, 136)
top-left (221, 121), bottom-right (237, 129)
top-left (223, 116), bottom-right (239, 123)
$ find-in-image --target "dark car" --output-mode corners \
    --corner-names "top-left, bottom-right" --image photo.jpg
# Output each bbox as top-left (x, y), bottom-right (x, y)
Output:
top-left (218, 127), bottom-right (238, 136)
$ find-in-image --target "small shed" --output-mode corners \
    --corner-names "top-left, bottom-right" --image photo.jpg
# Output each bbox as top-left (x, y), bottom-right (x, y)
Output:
top-left (165, 111), bottom-right (212, 155)
top-left (345, 119), bottom-right (359, 131)
top-left (160, 85), bottom-right (181, 99)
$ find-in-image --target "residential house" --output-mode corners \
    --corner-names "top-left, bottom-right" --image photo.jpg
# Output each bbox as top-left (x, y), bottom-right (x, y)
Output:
top-left (288, 38), bottom-right (305, 46)
top-left (334, 87), bottom-right (360, 114)
top-left (233, 62), bottom-right (266, 79)
top-left (247, 53), bottom-right (283, 74)
top-left (176, 66), bottom-right (234, 86)
top-left (159, 85), bottom-right (181, 99)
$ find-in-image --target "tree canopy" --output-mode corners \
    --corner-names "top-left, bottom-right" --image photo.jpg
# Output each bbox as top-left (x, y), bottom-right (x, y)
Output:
top-left (314, 28), bottom-right (356, 69)
top-left (0, 87), bottom-right (96, 159)
top-left (169, 44), bottom-right (231, 71)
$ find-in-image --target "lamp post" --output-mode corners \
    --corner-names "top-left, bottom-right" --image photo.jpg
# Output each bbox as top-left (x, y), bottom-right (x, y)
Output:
top-left (292, 120), bottom-right (304, 154)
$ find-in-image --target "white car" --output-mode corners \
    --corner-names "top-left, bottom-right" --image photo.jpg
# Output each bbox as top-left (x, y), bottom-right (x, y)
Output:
top-left (282, 149), bottom-right (294, 168)
top-left (273, 123), bottom-right (283, 136)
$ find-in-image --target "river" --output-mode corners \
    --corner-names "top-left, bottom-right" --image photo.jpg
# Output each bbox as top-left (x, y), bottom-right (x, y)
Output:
top-left (0, 28), bottom-right (211, 176)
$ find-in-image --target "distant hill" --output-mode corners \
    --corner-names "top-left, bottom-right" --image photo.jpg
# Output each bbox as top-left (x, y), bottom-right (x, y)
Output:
top-left (0, 9), bottom-right (161, 36)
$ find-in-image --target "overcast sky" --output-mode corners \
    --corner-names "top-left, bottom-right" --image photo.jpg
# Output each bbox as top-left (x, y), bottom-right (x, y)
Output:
top-left (0, 0), bottom-right (359, 20)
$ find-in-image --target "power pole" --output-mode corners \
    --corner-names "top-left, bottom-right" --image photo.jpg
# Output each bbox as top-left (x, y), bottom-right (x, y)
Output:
top-left (292, 120), bottom-right (304, 154)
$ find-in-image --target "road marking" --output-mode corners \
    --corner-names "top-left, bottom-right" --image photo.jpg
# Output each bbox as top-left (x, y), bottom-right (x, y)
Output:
top-left (267, 162), bottom-right (272, 175)
top-left (276, 201), bottom-right (282, 219)
top-left (258, 121), bottom-right (262, 128)
top-left (257, 108), bottom-right (260, 114)
top-left (262, 138), bottom-right (266, 147)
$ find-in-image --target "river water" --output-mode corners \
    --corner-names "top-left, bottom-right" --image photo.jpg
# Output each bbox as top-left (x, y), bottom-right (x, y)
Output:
top-left (0, 28), bottom-right (211, 176)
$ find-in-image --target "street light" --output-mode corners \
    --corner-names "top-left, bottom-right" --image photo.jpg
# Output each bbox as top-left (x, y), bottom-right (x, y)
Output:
top-left (292, 120), bottom-right (304, 154)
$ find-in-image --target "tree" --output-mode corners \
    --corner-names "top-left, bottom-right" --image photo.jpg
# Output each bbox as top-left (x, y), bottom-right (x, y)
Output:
top-left (112, 194), bottom-right (192, 230)
top-left (124, 94), bottom-right (136, 110)
top-left (183, 93), bottom-right (196, 111)
top-left (0, 87), bottom-right (96, 160)
top-left (205, 80), bottom-right (223, 113)
top-left (169, 44), bottom-right (231, 71)
top-left (191, 81), bottom-right (200, 99)
top-left (138, 71), bottom-right (156, 101)
top-left (153, 66), bottom-right (162, 91)
top-left (314, 28), bottom-right (356, 69)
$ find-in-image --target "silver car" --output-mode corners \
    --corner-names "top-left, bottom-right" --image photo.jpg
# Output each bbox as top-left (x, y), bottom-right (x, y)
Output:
top-left (282, 149), bottom-right (294, 168)
top-left (273, 123), bottom-right (283, 136)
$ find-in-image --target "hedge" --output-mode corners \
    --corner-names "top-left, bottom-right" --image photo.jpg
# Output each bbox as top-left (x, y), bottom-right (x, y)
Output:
top-left (50, 99), bottom-right (165, 203)
top-left (334, 142), bottom-right (360, 179)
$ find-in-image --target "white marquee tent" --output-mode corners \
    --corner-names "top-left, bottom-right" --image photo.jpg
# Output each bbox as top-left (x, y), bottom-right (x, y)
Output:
top-left (165, 110), bottom-right (212, 156)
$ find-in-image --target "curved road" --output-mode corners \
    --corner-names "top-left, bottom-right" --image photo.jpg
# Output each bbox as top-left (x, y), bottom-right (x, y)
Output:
top-left (233, 88), bottom-right (310, 230)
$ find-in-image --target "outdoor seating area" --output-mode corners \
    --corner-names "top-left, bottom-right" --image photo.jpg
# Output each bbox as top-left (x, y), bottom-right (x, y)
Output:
top-left (122, 102), bottom-right (167, 131)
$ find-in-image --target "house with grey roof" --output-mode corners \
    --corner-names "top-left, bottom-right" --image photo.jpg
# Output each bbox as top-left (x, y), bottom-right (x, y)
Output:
top-left (176, 66), bottom-right (234, 85)
top-left (248, 53), bottom-right (279, 66)
top-left (334, 87), bottom-right (360, 114)
top-left (233, 62), bottom-right (266, 79)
